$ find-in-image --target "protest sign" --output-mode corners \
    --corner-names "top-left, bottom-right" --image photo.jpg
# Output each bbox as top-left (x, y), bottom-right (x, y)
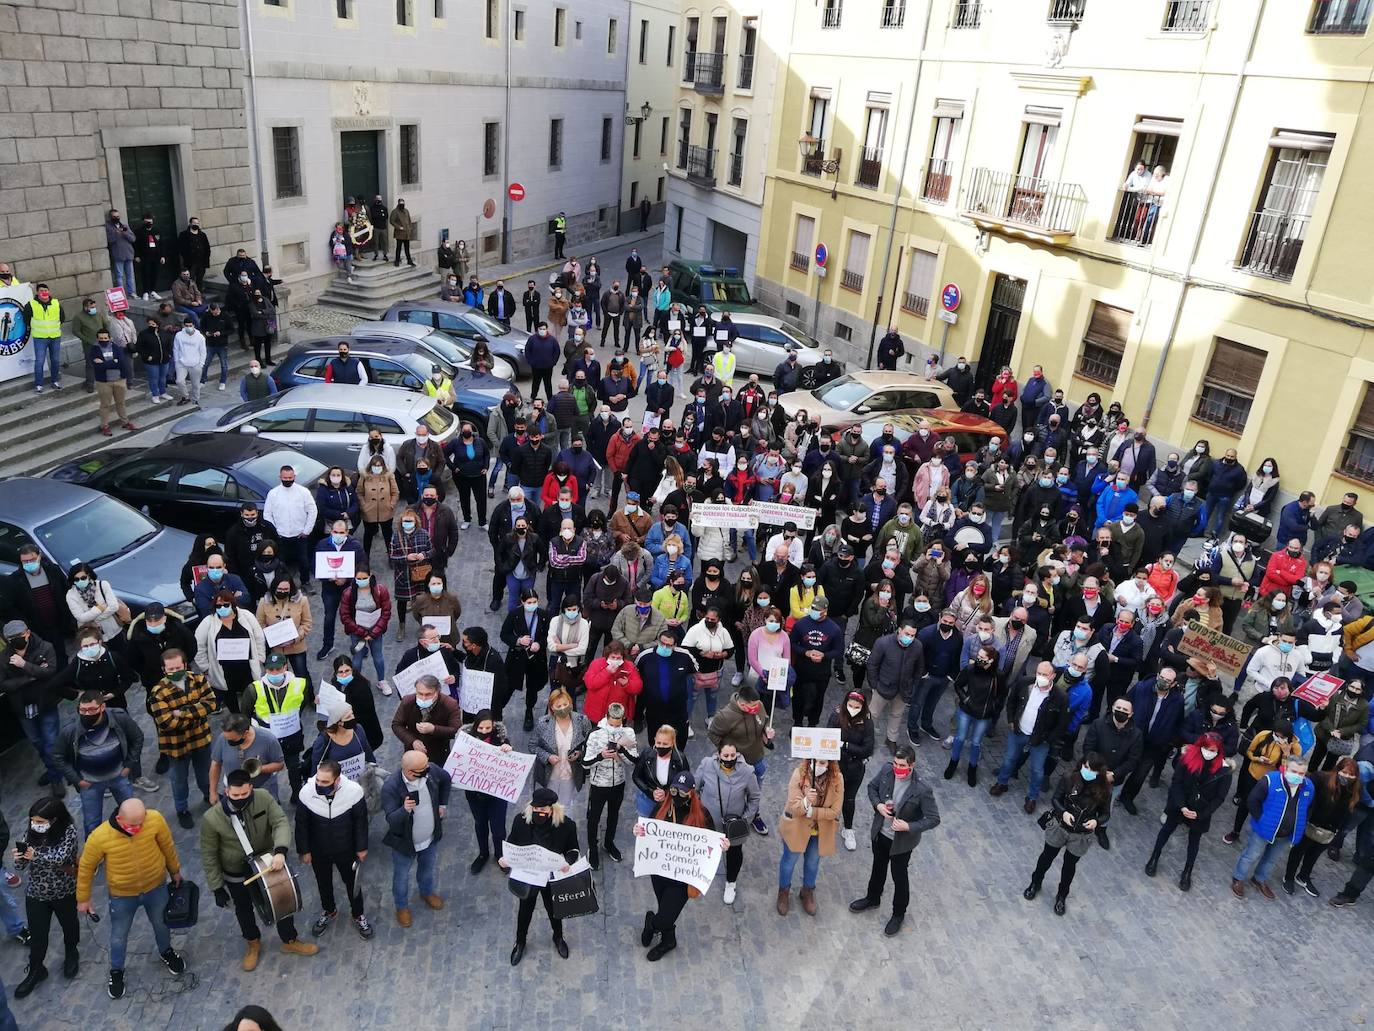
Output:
top-left (262, 619), bottom-right (300, 649)
top-left (791, 726), bottom-right (842, 760)
top-left (1295, 671), bottom-right (1343, 708)
top-left (420, 615), bottom-right (452, 638)
top-left (765, 657), bottom-right (790, 692)
top-left (695, 503), bottom-right (757, 530)
top-left (749, 500), bottom-right (818, 531)
top-left (502, 842), bottom-right (566, 873)
top-left (390, 651), bottom-right (448, 698)
top-left (314, 550), bottom-right (355, 580)
top-left (443, 733), bottom-right (535, 803)
top-left (633, 818), bottom-right (724, 894)
top-left (215, 637), bottom-right (251, 662)
top-left (105, 287), bottom-right (129, 313)
top-left (459, 668), bottom-right (495, 713)
top-left (1177, 624), bottom-right (1250, 678)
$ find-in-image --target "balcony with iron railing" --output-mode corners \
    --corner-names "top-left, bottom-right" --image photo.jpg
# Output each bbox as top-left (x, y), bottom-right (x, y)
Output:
top-left (737, 54), bottom-right (754, 90)
top-left (727, 151), bottom-right (744, 187)
top-left (901, 291), bottom-right (929, 317)
top-left (840, 269), bottom-right (864, 291)
top-left (922, 158), bottom-right (952, 202)
top-left (1047, 0), bottom-right (1085, 25)
top-left (823, 2), bottom-right (843, 28)
top-left (801, 138), bottom-right (828, 176)
top-left (1108, 189), bottom-right (1163, 247)
top-left (1310, 0), bottom-right (1372, 34)
top-left (961, 167), bottom-right (1087, 243)
top-left (1237, 210), bottom-right (1310, 282)
top-left (676, 140), bottom-right (689, 171)
top-left (951, 1), bottom-right (982, 28)
top-left (685, 145), bottom-right (717, 187)
top-left (686, 52), bottom-right (725, 94)
top-left (790, 250), bottom-right (810, 273)
top-left (856, 147), bottom-right (883, 189)
top-left (1162, 0), bottom-right (1210, 31)
top-left (881, 2), bottom-right (905, 27)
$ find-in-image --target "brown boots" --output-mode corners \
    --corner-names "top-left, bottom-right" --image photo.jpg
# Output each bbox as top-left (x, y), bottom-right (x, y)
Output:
top-left (777, 888), bottom-right (818, 915)
top-left (799, 887), bottom-right (817, 916)
top-left (776, 889), bottom-right (790, 916)
top-left (242, 940), bottom-right (260, 971)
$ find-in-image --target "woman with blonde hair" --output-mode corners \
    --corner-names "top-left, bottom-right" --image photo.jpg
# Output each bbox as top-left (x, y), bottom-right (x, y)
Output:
top-left (500, 786), bottom-right (580, 967)
top-left (776, 756), bottom-right (844, 917)
top-left (948, 572), bottom-right (993, 637)
top-left (653, 455), bottom-right (685, 508)
top-left (533, 687), bottom-right (593, 808)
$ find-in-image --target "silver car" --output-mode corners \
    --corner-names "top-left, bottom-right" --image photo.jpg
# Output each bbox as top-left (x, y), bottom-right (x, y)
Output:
top-left (348, 320), bottom-right (517, 383)
top-left (381, 300), bottom-right (530, 377)
top-left (720, 312), bottom-right (836, 386)
top-left (168, 383), bottom-right (459, 470)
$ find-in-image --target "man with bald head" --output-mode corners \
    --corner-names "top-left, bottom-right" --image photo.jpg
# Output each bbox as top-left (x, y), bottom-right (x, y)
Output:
top-left (76, 798), bottom-right (187, 999)
top-left (381, 749), bottom-right (452, 927)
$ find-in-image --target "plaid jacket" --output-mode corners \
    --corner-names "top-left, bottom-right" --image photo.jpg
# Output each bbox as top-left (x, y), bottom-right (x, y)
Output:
top-left (148, 672), bottom-right (215, 758)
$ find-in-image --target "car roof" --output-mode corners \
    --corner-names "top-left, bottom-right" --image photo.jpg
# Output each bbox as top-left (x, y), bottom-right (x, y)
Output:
top-left (873, 411), bottom-right (1006, 434)
top-left (118, 432), bottom-right (312, 466)
top-left (670, 259), bottom-right (744, 279)
top-left (291, 337), bottom-right (432, 359)
top-left (254, 383), bottom-right (436, 416)
top-left (385, 299), bottom-right (485, 317)
top-left (0, 477), bottom-right (105, 524)
top-left (841, 371), bottom-right (954, 390)
top-left (350, 322), bottom-right (431, 342)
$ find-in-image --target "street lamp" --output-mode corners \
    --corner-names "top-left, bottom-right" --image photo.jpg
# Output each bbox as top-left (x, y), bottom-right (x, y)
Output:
top-left (798, 134), bottom-right (841, 199)
top-left (625, 101), bottom-right (653, 126)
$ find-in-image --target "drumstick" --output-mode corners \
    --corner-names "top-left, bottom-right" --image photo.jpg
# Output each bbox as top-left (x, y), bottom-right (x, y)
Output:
top-left (242, 860), bottom-right (273, 888)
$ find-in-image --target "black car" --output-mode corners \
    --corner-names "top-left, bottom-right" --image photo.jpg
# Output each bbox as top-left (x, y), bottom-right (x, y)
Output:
top-left (47, 433), bottom-right (330, 537)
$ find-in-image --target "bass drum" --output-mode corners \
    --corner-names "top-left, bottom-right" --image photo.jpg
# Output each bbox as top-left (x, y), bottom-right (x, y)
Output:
top-left (247, 854), bottom-right (302, 926)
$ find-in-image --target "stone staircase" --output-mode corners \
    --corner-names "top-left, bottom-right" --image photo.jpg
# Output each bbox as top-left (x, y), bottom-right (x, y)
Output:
top-left (316, 256), bottom-right (440, 319)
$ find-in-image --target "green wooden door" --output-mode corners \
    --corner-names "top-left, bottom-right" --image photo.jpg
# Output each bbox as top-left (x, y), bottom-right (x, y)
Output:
top-left (340, 131), bottom-right (380, 207)
top-left (120, 145), bottom-right (178, 291)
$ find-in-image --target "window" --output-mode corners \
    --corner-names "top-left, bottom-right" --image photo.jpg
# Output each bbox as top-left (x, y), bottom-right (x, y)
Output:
top-left (109, 459), bottom-right (176, 493)
top-left (176, 465), bottom-right (234, 499)
top-left (248, 408), bottom-right (311, 434)
top-left (575, 19), bottom-right (582, 39)
top-left (823, 0), bottom-right (842, 28)
top-left (483, 121), bottom-right (500, 177)
top-left (629, 181), bottom-right (639, 207)
top-left (785, 301), bottom-right (802, 318)
top-left (366, 360), bottom-right (423, 390)
top-left (433, 0), bottom-right (443, 18)
top-left (677, 108), bottom-right (692, 169)
top-left (362, 416), bottom-right (404, 435)
top-left (485, 0), bottom-right (497, 38)
top-left (293, 355), bottom-right (328, 379)
top-left (607, 17), bottom-right (617, 52)
top-left (656, 176), bottom-right (665, 202)
top-left (791, 214), bottom-right (815, 272)
top-left (1162, 0), bottom-right (1209, 31)
top-left (673, 203), bottom-right (683, 252)
top-left (1238, 130), bottom-right (1332, 281)
top-left (1076, 302), bottom-right (1132, 386)
top-left (667, 24), bottom-right (675, 66)
top-left (600, 117), bottom-right (613, 162)
top-left (335, 0), bottom-right (352, 18)
top-left (548, 117), bottom-right (563, 169)
top-left (399, 124), bottom-right (420, 186)
top-left (1110, 119), bottom-right (1181, 246)
top-left (901, 247), bottom-right (937, 316)
top-left (1195, 338), bottom-right (1265, 433)
top-left (835, 322), bottom-right (853, 342)
top-left (482, 234), bottom-right (500, 255)
top-left (271, 126), bottom-right (301, 199)
top-left (1340, 384), bottom-right (1374, 484)
top-left (803, 93), bottom-right (829, 174)
top-left (842, 230), bottom-right (870, 291)
top-left (1048, 0), bottom-right (1085, 24)
top-left (660, 115), bottom-right (669, 155)
top-left (264, 0), bottom-right (282, 6)
top-left (1310, 0), bottom-right (1371, 34)
top-left (728, 117), bottom-right (746, 187)
top-left (310, 409), bottom-right (370, 433)
top-left (639, 18), bottom-right (648, 62)
top-left (924, 102), bottom-right (962, 202)
top-left (684, 16), bottom-right (698, 80)
top-left (857, 104), bottom-right (888, 188)
top-left (881, 0), bottom-right (905, 27)
top-left (395, 0), bottom-right (412, 26)
top-left (738, 18), bottom-right (756, 89)
top-left (554, 7), bottom-right (566, 46)
top-left (513, 7), bottom-right (525, 39)
top-left (952, 1), bottom-right (982, 27)
top-left (632, 119), bottom-right (642, 158)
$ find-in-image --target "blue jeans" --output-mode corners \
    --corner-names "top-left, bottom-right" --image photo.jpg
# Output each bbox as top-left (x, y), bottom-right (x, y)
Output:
top-left (200, 345), bottom-right (228, 385)
top-left (687, 678), bottom-right (720, 721)
top-left (0, 972), bottom-right (17, 1031)
top-left (987, 510), bottom-right (1006, 543)
top-left (20, 708), bottom-right (63, 784)
top-left (0, 880), bottom-right (24, 936)
top-left (112, 257), bottom-right (136, 297)
top-left (778, 835), bottom-right (820, 890)
top-left (545, 577), bottom-right (581, 614)
top-left (995, 730), bottom-right (1051, 800)
top-left (506, 574), bottom-right (535, 611)
top-left (168, 745), bottom-right (211, 814)
top-left (146, 359), bottom-right (172, 397)
top-left (32, 336), bottom-right (61, 388)
top-left (1204, 494), bottom-right (1235, 536)
top-left (635, 790), bottom-right (659, 817)
top-left (951, 710), bottom-right (993, 767)
top-left (108, 883), bottom-right (171, 970)
top-left (1233, 825), bottom-right (1290, 884)
top-left (350, 633), bottom-right (386, 681)
top-left (391, 845), bottom-right (440, 908)
top-left (79, 774), bottom-right (135, 838)
top-left (177, 304), bottom-right (207, 328)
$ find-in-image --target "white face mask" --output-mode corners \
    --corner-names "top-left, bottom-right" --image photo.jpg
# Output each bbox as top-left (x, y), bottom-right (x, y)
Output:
top-left (1035, 674), bottom-right (1051, 688)
top-left (1199, 748), bottom-right (1218, 761)
top-left (846, 704), bottom-right (862, 717)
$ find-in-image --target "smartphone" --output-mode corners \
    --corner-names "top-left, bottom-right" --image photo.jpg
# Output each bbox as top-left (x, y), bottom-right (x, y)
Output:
top-left (406, 791), bottom-right (420, 805)
top-left (13, 839), bottom-right (25, 855)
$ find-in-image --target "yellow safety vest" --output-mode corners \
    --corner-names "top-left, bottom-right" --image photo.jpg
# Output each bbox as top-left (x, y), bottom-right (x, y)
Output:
top-left (250, 676), bottom-right (307, 739)
top-left (554, 216), bottom-right (567, 233)
top-left (712, 349), bottom-right (736, 385)
top-left (30, 298), bottom-right (61, 339)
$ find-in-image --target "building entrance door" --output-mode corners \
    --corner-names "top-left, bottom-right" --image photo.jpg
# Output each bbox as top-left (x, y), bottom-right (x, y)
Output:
top-left (121, 145), bottom-right (179, 290)
top-left (341, 130), bottom-right (381, 208)
top-left (976, 274), bottom-right (1026, 389)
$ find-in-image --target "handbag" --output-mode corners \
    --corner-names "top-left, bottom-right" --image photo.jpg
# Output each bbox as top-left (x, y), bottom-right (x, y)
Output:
top-left (361, 761), bottom-right (387, 816)
top-left (113, 590), bottom-right (133, 628)
top-left (1324, 733), bottom-right (1358, 758)
top-left (716, 770), bottom-right (749, 846)
top-left (693, 670), bottom-right (720, 693)
top-left (1305, 824), bottom-right (1337, 845)
top-left (845, 642), bottom-right (871, 669)
top-left (547, 868), bottom-right (599, 919)
top-left (666, 345), bottom-right (684, 368)
top-left (408, 558), bottom-right (433, 584)
top-left (163, 879), bottom-right (201, 930)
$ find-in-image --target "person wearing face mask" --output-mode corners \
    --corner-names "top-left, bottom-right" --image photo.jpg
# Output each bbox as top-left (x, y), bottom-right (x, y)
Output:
top-left (1115, 670), bottom-right (1185, 815)
top-left (681, 605), bottom-right (736, 727)
top-left (1193, 532), bottom-right (1257, 635)
top-left (1310, 679), bottom-right (1370, 773)
top-left (1284, 757), bottom-right (1358, 899)
top-left (125, 602), bottom-right (197, 704)
top-left (50, 624), bottom-right (136, 715)
top-left (1230, 754), bottom-right (1314, 900)
top-left (262, 465), bottom-right (318, 595)
top-left (243, 541), bottom-right (290, 608)
top-left (240, 644), bottom-right (312, 790)
top-left (1087, 610), bottom-right (1143, 720)
top-left (51, 690), bottom-right (146, 837)
top-left (1082, 697), bottom-right (1144, 811)
top-left (788, 597), bottom-right (843, 729)
top-left (494, 588), bottom-right (547, 729)
top-left (389, 504), bottom-right (437, 637)
top-left (310, 522), bottom-right (362, 661)
top-left (405, 572), bottom-right (462, 651)
top-left (293, 756), bottom-right (373, 942)
top-left (776, 755), bottom-right (844, 918)
top-left (450, 710), bottom-right (517, 874)
top-left (546, 597), bottom-right (591, 696)
top-left (313, 467), bottom-right (360, 537)
top-left (533, 688), bottom-right (593, 809)
top-left (635, 634), bottom-right (697, 747)
top-left (1023, 753), bottom-right (1112, 916)
top-left (147, 649), bottom-right (215, 828)
top-left (583, 641), bottom-right (644, 724)
top-left (1224, 718), bottom-right (1304, 847)
top-left (380, 749), bottom-right (452, 929)
top-left (10, 797), bottom-right (79, 997)
top-left (392, 672), bottom-right (461, 768)
top-left (502, 784), bottom-right (582, 966)
top-left (1256, 538), bottom-right (1308, 602)
top-left (933, 355), bottom-right (975, 406)
top-left (991, 661), bottom-right (1071, 813)
top-left (208, 712), bottom-right (286, 807)
top-left (193, 586), bottom-right (267, 715)
top-left (609, 584), bottom-right (664, 666)
top-left (338, 565), bottom-right (392, 693)
top-left (824, 691), bottom-right (876, 852)
top-left (945, 645), bottom-right (1008, 788)
top-left (1298, 601), bottom-right (1344, 673)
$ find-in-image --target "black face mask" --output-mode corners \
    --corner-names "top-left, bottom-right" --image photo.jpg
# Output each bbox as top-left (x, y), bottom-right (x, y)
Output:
top-left (80, 712), bottom-right (102, 729)
top-left (655, 745), bottom-right (673, 757)
top-left (672, 796), bottom-right (692, 814)
top-left (532, 812), bottom-right (551, 825)
top-left (228, 795), bottom-right (252, 812)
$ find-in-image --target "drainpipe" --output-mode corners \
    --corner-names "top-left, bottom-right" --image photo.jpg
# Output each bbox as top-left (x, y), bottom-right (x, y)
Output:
top-left (500, 3), bottom-right (513, 264)
top-left (863, 0), bottom-right (934, 369)
top-left (240, 0), bottom-right (270, 267)
top-left (1141, 0), bottom-right (1266, 429)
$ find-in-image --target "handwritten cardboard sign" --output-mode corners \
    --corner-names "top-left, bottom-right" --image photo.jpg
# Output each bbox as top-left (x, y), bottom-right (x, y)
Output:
top-left (633, 818), bottom-right (723, 894)
top-left (443, 733), bottom-right (535, 804)
top-left (1178, 624), bottom-right (1250, 678)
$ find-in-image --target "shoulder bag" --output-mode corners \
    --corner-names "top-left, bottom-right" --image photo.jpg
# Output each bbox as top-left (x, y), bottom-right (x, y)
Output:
top-left (715, 769), bottom-right (749, 846)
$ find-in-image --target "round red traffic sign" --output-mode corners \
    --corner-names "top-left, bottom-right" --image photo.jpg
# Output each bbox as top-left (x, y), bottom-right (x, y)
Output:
top-left (507, 182), bottom-right (525, 202)
top-left (482, 198), bottom-right (496, 219)
top-left (941, 283), bottom-right (961, 312)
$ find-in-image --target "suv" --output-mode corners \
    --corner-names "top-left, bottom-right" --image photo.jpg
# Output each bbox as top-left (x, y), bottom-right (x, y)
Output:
top-left (349, 320), bottom-right (517, 382)
top-left (668, 260), bottom-right (757, 313)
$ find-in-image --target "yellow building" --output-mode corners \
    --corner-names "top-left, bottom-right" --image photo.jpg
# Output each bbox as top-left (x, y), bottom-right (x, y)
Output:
top-left (755, 0), bottom-right (1374, 505)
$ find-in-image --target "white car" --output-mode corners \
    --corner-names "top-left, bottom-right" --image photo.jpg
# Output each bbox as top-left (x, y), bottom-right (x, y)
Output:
top-left (778, 371), bottom-right (957, 430)
top-left (349, 320), bottom-right (518, 383)
top-left (713, 312), bottom-right (838, 386)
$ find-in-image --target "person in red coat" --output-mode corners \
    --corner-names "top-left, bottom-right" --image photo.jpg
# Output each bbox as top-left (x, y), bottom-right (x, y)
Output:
top-left (582, 641), bottom-right (644, 723)
top-left (989, 367), bottom-right (1018, 408)
top-left (1258, 539), bottom-right (1307, 599)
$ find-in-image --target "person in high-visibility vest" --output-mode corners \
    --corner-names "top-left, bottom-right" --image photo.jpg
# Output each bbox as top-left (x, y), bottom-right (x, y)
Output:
top-left (242, 651), bottom-right (308, 801)
top-left (711, 339), bottom-right (737, 391)
top-left (29, 282), bottom-right (62, 394)
top-left (553, 211), bottom-right (568, 260)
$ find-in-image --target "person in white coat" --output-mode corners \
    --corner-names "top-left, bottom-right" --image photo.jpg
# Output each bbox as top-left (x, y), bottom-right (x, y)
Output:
top-left (356, 429), bottom-right (399, 475)
top-left (194, 596), bottom-right (267, 712)
top-left (546, 603), bottom-right (591, 687)
top-left (172, 317), bottom-right (207, 407)
top-left (65, 562), bottom-right (126, 645)
top-left (1246, 632), bottom-right (1312, 695)
top-left (264, 465), bottom-right (319, 590)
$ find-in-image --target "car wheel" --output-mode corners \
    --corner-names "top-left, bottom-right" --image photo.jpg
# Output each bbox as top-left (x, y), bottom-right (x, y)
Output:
top-left (798, 366), bottom-right (818, 390)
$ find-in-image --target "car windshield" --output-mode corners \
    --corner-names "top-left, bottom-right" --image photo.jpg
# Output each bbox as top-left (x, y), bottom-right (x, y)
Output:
top-left (240, 450), bottom-right (328, 486)
top-left (462, 309), bottom-right (511, 338)
top-left (420, 332), bottom-right (472, 365)
top-left (219, 392), bottom-right (282, 427)
top-left (776, 321), bottom-right (819, 350)
top-left (701, 280), bottom-right (752, 305)
top-left (35, 496), bottom-right (160, 568)
top-left (811, 376), bottom-right (871, 410)
top-left (420, 403), bottom-right (454, 435)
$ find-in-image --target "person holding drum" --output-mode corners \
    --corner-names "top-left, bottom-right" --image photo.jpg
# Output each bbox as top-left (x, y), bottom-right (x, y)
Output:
top-left (200, 769), bottom-right (319, 971)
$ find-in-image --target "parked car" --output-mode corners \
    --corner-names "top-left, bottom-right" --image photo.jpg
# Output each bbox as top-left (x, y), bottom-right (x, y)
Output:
top-left (381, 300), bottom-right (530, 377)
top-left (272, 338), bottom-right (511, 424)
top-left (167, 383), bottom-right (461, 469)
top-left (348, 320), bottom-right (517, 383)
top-left (667, 260), bottom-right (758, 313)
top-left (779, 371), bottom-right (957, 431)
top-left (856, 411), bottom-right (1007, 466)
top-left (48, 433), bottom-right (330, 538)
top-left (720, 311), bottom-right (836, 386)
top-left (0, 478), bottom-right (197, 618)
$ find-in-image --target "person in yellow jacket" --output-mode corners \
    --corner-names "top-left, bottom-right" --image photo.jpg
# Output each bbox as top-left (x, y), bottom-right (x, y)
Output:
top-left (423, 366), bottom-right (455, 408)
top-left (29, 282), bottom-right (62, 394)
top-left (76, 799), bottom-right (186, 999)
top-left (711, 339), bottom-right (737, 391)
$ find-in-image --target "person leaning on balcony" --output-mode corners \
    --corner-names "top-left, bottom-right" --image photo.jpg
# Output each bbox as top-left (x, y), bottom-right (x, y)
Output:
top-left (1119, 162), bottom-right (1151, 241)
top-left (1142, 166), bottom-right (1171, 242)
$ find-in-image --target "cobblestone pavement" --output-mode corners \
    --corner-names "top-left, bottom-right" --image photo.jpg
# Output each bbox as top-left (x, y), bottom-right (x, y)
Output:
top-left (4, 228), bottom-right (1368, 1028)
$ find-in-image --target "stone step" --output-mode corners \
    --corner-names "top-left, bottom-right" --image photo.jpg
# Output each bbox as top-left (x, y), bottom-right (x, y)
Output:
top-left (317, 260), bottom-right (440, 320)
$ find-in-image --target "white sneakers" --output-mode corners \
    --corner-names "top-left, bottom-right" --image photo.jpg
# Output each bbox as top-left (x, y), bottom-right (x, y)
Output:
top-left (460, 521), bottom-right (471, 531)
top-left (218, 383), bottom-right (226, 391)
top-left (731, 672), bottom-right (743, 687)
top-left (150, 395), bottom-right (163, 404)
top-left (378, 680), bottom-right (393, 696)
top-left (843, 829), bottom-right (857, 851)
top-left (723, 882), bottom-right (737, 905)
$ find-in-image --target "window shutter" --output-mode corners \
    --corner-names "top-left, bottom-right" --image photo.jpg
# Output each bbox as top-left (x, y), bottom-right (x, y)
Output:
top-left (1205, 338), bottom-right (1265, 395)
top-left (1082, 302), bottom-right (1131, 355)
top-left (1354, 385), bottom-right (1374, 435)
top-left (845, 231), bottom-right (871, 274)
